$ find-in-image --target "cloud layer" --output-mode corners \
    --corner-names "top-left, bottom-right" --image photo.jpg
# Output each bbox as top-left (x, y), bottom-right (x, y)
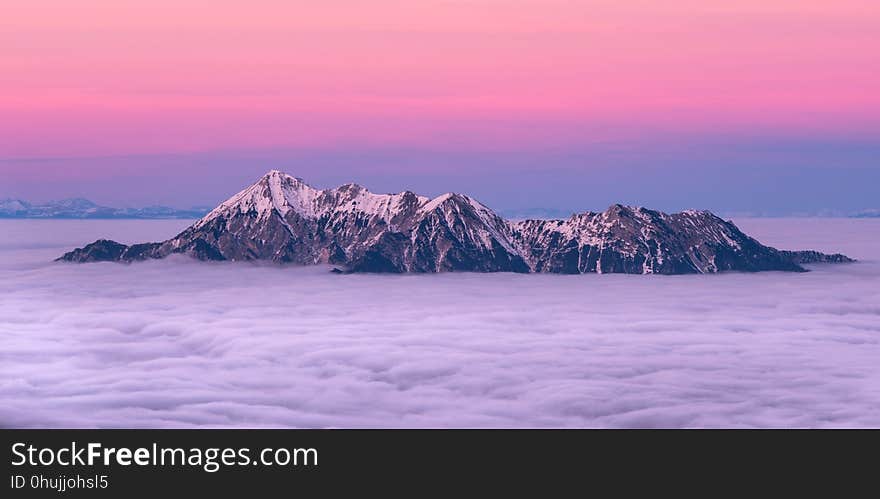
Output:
top-left (1, 218), bottom-right (879, 428)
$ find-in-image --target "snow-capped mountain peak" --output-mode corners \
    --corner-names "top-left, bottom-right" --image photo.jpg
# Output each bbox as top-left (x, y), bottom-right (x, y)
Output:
top-left (198, 170), bottom-right (432, 229)
top-left (196, 170), bottom-right (319, 227)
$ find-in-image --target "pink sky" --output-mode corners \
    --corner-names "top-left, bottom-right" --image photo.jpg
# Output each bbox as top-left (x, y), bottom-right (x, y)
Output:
top-left (2, 0), bottom-right (878, 158)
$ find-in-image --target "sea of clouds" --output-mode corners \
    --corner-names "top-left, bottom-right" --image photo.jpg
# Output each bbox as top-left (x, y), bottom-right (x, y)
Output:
top-left (1, 218), bottom-right (879, 428)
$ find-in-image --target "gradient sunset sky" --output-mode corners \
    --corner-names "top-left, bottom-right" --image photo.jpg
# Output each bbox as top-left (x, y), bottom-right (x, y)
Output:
top-left (2, 1), bottom-right (878, 214)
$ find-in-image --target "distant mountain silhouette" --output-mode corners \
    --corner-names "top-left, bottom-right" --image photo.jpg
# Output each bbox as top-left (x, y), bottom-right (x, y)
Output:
top-left (0, 198), bottom-right (208, 219)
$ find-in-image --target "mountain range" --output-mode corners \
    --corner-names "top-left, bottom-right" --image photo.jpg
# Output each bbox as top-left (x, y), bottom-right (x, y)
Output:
top-left (58, 170), bottom-right (853, 274)
top-left (851, 209), bottom-right (880, 218)
top-left (0, 198), bottom-right (208, 219)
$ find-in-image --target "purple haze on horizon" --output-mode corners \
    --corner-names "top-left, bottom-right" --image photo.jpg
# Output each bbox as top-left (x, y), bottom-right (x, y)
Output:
top-left (2, 137), bottom-right (879, 216)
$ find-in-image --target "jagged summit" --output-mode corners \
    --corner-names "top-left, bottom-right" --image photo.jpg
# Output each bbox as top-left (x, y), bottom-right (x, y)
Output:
top-left (57, 170), bottom-right (853, 274)
top-left (195, 170), bottom-right (317, 226)
top-left (199, 170), bottom-right (432, 227)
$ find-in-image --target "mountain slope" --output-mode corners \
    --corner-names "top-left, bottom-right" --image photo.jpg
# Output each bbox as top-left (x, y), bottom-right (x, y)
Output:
top-left (512, 205), bottom-right (815, 274)
top-left (57, 170), bottom-right (853, 274)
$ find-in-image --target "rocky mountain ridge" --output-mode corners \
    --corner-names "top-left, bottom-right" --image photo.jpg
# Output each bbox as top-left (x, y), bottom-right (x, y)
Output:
top-left (58, 170), bottom-right (853, 274)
